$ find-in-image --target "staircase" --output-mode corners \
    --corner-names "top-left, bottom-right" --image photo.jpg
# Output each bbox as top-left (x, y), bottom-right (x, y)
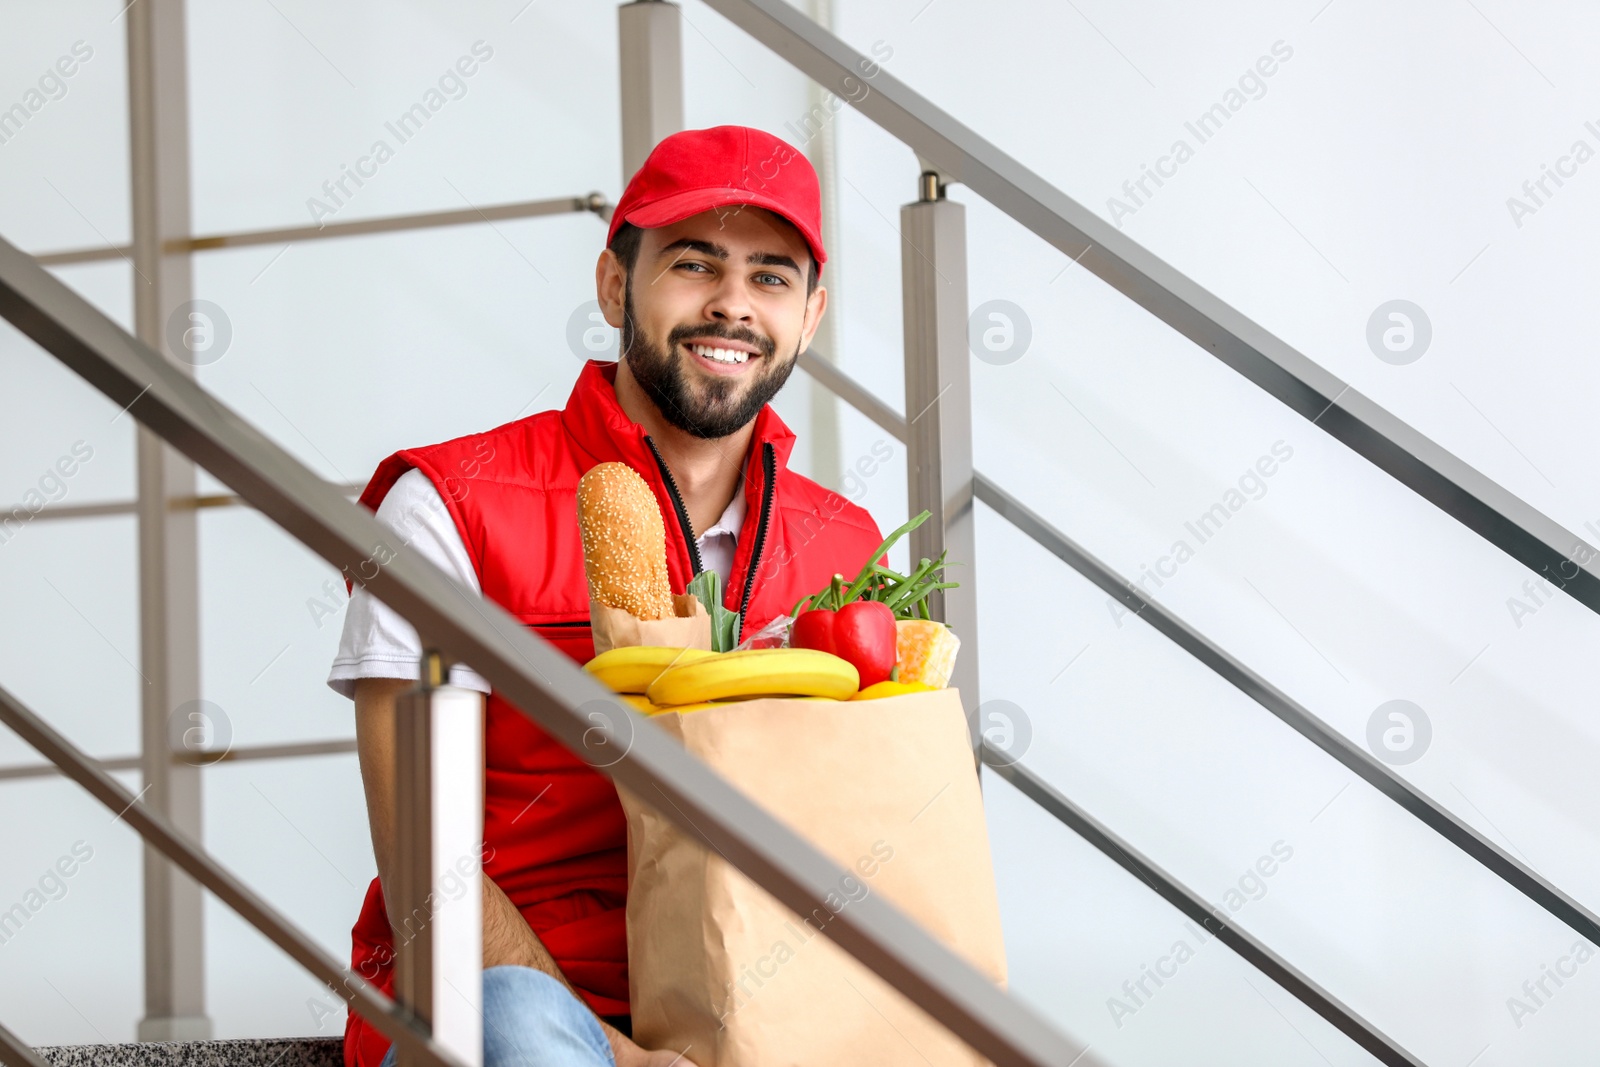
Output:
top-left (4, 1), bottom-right (1599, 1065)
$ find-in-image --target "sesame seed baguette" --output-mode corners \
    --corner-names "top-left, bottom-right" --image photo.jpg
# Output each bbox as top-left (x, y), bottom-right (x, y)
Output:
top-left (578, 462), bottom-right (677, 621)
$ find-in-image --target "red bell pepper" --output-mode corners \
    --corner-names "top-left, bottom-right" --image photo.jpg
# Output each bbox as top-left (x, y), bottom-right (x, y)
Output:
top-left (788, 512), bottom-right (960, 690)
top-left (791, 599), bottom-right (898, 689)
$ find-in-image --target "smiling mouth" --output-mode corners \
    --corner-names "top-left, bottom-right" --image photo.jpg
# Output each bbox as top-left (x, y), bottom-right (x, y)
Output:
top-left (683, 340), bottom-right (759, 366)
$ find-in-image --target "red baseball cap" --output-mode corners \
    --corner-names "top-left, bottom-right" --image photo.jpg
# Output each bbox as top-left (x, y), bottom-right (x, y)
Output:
top-left (608, 125), bottom-right (827, 276)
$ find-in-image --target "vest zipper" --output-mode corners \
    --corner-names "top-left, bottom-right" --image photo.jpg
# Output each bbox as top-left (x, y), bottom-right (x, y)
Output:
top-left (737, 442), bottom-right (777, 641)
top-left (644, 435), bottom-right (704, 578)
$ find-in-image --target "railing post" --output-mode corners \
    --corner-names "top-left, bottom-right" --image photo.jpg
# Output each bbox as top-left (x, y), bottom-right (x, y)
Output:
top-left (393, 652), bottom-right (484, 1067)
top-left (128, 0), bottom-right (209, 1040)
top-left (618, 0), bottom-right (684, 183)
top-left (901, 172), bottom-right (981, 750)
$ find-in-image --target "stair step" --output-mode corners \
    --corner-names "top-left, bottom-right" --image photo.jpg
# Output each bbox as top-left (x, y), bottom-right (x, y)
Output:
top-left (35, 1038), bottom-right (343, 1067)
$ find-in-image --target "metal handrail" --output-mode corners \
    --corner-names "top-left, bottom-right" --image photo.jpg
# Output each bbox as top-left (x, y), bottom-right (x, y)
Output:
top-left (29, 194), bottom-right (610, 269)
top-left (799, 348), bottom-right (1600, 949)
top-left (981, 744), bottom-right (1423, 1067)
top-left (972, 475), bottom-right (1600, 949)
top-left (0, 682), bottom-right (463, 1067)
top-left (16, 482), bottom-right (368, 524)
top-left (711, 0), bottom-right (1600, 616)
top-left (0, 234), bottom-right (1078, 1067)
top-left (3, 8), bottom-right (1575, 1057)
top-left (0, 738), bottom-right (358, 782)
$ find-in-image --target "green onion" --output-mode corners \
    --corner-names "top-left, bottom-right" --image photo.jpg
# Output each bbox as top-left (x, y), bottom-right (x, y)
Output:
top-left (792, 510), bottom-right (960, 622)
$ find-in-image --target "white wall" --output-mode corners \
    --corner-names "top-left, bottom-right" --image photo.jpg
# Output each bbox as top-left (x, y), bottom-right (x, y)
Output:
top-left (3, 1), bottom-right (1598, 1064)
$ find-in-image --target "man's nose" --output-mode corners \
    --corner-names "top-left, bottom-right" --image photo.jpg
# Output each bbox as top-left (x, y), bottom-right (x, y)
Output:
top-left (703, 273), bottom-right (756, 325)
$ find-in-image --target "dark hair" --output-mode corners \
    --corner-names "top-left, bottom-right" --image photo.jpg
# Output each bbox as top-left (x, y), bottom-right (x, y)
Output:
top-left (609, 221), bottom-right (820, 296)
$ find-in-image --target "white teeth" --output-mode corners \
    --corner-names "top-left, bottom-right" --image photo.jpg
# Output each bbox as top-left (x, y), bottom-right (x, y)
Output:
top-left (691, 343), bottom-right (748, 365)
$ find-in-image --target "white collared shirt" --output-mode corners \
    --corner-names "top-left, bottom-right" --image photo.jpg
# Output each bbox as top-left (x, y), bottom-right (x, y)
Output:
top-left (327, 467), bottom-right (747, 697)
top-left (695, 472), bottom-right (747, 595)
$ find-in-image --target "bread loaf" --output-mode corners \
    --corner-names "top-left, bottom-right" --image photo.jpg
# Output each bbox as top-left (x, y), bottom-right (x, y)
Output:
top-left (578, 462), bottom-right (676, 621)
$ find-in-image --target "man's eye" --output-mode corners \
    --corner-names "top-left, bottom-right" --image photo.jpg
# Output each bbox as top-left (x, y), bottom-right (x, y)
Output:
top-left (678, 261), bottom-right (710, 274)
top-left (755, 273), bottom-right (788, 287)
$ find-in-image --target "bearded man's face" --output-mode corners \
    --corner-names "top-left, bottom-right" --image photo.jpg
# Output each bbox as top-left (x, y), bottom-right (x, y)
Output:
top-left (612, 206), bottom-right (823, 439)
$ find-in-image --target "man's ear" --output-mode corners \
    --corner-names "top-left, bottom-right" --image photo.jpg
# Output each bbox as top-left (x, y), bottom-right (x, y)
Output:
top-left (797, 284), bottom-right (828, 355)
top-left (595, 248), bottom-right (627, 328)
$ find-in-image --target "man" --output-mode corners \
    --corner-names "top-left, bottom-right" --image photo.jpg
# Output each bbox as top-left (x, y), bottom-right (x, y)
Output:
top-left (329, 125), bottom-right (887, 1067)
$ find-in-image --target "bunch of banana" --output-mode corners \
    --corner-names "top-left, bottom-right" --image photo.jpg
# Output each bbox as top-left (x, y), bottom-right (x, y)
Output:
top-left (587, 645), bottom-right (859, 711)
top-left (647, 647), bottom-right (858, 706)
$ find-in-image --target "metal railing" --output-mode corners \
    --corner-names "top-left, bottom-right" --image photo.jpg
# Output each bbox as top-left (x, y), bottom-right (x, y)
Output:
top-left (0, 681), bottom-right (466, 1067)
top-left (800, 349), bottom-right (1600, 950)
top-left (14, 481), bottom-right (368, 524)
top-left (0, 277), bottom-right (1431, 1067)
top-left (717, 0), bottom-right (1600, 960)
top-left (738, 0), bottom-right (1600, 997)
top-left (709, 0), bottom-right (1600, 616)
top-left (3, 2), bottom-right (1594, 1063)
top-left (0, 225), bottom-right (1078, 1066)
top-left (981, 745), bottom-right (1421, 1066)
top-left (29, 194), bottom-right (610, 269)
top-left (0, 738), bottom-right (357, 782)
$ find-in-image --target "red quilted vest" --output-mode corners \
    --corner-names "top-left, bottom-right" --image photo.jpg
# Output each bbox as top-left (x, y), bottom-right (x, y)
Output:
top-left (343, 359), bottom-right (885, 1067)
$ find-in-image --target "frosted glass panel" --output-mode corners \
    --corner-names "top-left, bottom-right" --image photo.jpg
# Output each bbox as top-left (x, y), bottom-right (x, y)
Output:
top-left (0, 773), bottom-right (144, 1045)
top-left (187, 0), bottom-right (623, 233)
top-left (197, 507), bottom-right (355, 750)
top-left (0, 2), bottom-right (128, 253)
top-left (827, 1), bottom-right (1600, 526)
top-left (202, 755), bottom-right (375, 1039)
top-left (0, 262), bottom-right (139, 762)
top-left (1, 262), bottom-right (137, 503)
top-left (0, 514), bottom-right (139, 763)
top-left (973, 501), bottom-right (1600, 1066)
top-left (984, 769), bottom-right (1382, 1067)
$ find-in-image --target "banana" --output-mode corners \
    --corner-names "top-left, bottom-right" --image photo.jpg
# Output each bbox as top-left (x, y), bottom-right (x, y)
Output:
top-left (646, 647), bottom-right (859, 706)
top-left (851, 680), bottom-right (934, 701)
top-left (585, 646), bottom-right (716, 694)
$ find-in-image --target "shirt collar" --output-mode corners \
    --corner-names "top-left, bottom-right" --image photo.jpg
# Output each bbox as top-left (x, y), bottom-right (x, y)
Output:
top-left (699, 472), bottom-right (747, 543)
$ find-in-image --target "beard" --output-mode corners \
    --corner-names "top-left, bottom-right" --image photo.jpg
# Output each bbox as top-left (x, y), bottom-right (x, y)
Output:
top-left (619, 278), bottom-right (799, 440)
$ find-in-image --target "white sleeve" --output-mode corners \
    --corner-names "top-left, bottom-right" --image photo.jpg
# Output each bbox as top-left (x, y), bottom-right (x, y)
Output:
top-left (326, 468), bottom-right (492, 699)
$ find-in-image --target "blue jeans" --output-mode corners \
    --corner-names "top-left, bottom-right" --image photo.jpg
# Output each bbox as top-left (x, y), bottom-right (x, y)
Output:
top-left (380, 966), bottom-right (616, 1067)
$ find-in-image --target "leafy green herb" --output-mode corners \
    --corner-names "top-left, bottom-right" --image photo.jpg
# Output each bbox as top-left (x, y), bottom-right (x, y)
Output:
top-left (790, 510), bottom-right (961, 622)
top-left (688, 569), bottom-right (742, 652)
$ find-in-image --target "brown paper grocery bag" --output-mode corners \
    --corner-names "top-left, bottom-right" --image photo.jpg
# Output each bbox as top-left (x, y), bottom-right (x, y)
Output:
top-left (590, 593), bottom-right (710, 655)
top-left (618, 688), bottom-right (1006, 1067)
